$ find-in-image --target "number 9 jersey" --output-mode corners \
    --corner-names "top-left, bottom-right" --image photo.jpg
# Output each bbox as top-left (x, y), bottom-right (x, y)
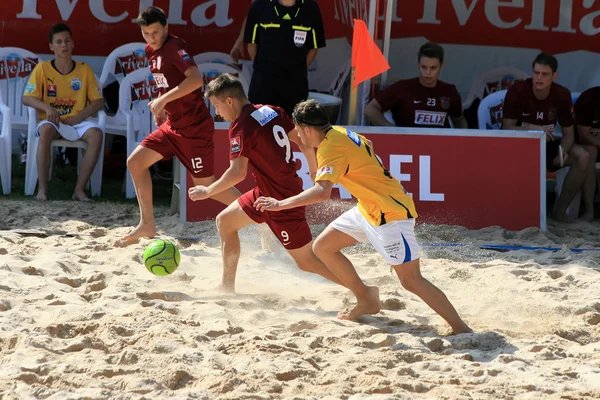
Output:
top-left (315, 127), bottom-right (418, 226)
top-left (229, 104), bottom-right (303, 200)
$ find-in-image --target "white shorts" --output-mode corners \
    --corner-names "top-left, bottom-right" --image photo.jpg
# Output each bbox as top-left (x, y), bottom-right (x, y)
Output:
top-left (37, 120), bottom-right (101, 140)
top-left (329, 206), bottom-right (420, 265)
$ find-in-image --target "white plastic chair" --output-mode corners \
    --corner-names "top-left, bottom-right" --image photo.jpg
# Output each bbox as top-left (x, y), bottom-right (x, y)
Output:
top-left (0, 47), bottom-right (40, 129)
top-left (196, 63), bottom-right (250, 117)
top-left (99, 43), bottom-right (148, 137)
top-left (193, 52), bottom-right (236, 67)
top-left (118, 68), bottom-right (158, 198)
top-left (463, 67), bottom-right (528, 110)
top-left (477, 90), bottom-right (507, 130)
top-left (0, 91), bottom-right (12, 194)
top-left (24, 107), bottom-right (106, 196)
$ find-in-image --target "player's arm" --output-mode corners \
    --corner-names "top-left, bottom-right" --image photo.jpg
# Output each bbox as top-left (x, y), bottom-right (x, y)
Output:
top-left (307, 49), bottom-right (318, 67)
top-left (254, 180), bottom-right (333, 212)
top-left (155, 65), bottom-right (203, 105)
top-left (231, 16), bottom-right (247, 62)
top-left (64, 99), bottom-right (104, 126)
top-left (188, 157), bottom-right (248, 201)
top-left (364, 99), bottom-right (394, 127)
top-left (577, 125), bottom-right (600, 148)
top-left (247, 43), bottom-right (257, 61)
top-left (288, 128), bottom-right (317, 181)
top-left (560, 125), bottom-right (575, 153)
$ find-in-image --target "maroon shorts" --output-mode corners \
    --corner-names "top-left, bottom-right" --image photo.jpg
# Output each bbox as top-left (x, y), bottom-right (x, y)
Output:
top-left (140, 119), bottom-right (215, 178)
top-left (238, 187), bottom-right (312, 250)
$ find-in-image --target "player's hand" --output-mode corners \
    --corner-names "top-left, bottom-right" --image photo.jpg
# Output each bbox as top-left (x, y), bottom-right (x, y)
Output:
top-left (188, 185), bottom-right (211, 201)
top-left (148, 97), bottom-right (166, 116)
top-left (153, 110), bottom-right (167, 127)
top-left (254, 196), bottom-right (282, 212)
top-left (45, 106), bottom-right (61, 126)
top-left (553, 149), bottom-right (568, 167)
top-left (230, 40), bottom-right (245, 63)
top-left (544, 128), bottom-right (555, 142)
top-left (62, 115), bottom-right (82, 126)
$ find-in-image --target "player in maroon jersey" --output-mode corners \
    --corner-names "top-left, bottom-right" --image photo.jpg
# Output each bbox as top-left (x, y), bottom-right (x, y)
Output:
top-left (115, 7), bottom-right (241, 247)
top-left (365, 42), bottom-right (467, 129)
top-left (574, 86), bottom-right (600, 156)
top-left (503, 53), bottom-right (596, 222)
top-left (188, 74), bottom-right (346, 292)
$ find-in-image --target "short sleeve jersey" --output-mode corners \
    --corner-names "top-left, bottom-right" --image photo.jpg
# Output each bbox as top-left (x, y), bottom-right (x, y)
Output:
top-left (244, 0), bottom-right (326, 78)
top-left (574, 87), bottom-right (600, 129)
top-left (503, 79), bottom-right (573, 128)
top-left (375, 78), bottom-right (463, 128)
top-left (229, 104), bottom-right (303, 199)
top-left (315, 126), bottom-right (418, 226)
top-left (146, 35), bottom-right (211, 130)
top-left (23, 60), bottom-right (102, 122)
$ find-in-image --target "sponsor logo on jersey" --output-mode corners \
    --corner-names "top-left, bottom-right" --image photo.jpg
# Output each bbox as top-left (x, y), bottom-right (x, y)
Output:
top-left (414, 110), bottom-right (447, 126)
top-left (251, 106), bottom-right (278, 126)
top-left (346, 129), bottom-right (362, 146)
top-left (294, 30), bottom-right (307, 47)
top-left (178, 49), bottom-right (191, 62)
top-left (152, 73), bottom-right (169, 88)
top-left (230, 136), bottom-right (241, 153)
top-left (70, 77), bottom-right (82, 91)
top-left (440, 96), bottom-right (450, 110)
top-left (317, 165), bottom-right (333, 175)
top-left (24, 83), bottom-right (35, 94)
top-left (47, 84), bottom-right (57, 97)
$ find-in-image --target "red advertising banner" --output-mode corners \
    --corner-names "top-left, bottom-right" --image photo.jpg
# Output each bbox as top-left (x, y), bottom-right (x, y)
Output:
top-left (0, 0), bottom-right (351, 56)
top-left (184, 125), bottom-right (546, 231)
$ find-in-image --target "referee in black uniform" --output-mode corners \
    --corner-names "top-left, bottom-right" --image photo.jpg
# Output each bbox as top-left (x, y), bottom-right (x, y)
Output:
top-left (243, 0), bottom-right (326, 116)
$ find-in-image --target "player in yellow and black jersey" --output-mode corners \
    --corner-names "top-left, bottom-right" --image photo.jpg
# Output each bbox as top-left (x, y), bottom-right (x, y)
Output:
top-left (254, 99), bottom-right (472, 334)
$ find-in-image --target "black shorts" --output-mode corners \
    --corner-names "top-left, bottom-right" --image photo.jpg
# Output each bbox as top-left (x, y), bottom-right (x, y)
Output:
top-left (248, 69), bottom-right (309, 117)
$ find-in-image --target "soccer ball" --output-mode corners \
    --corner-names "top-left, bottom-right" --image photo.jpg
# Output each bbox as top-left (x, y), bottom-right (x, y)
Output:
top-left (143, 239), bottom-right (180, 276)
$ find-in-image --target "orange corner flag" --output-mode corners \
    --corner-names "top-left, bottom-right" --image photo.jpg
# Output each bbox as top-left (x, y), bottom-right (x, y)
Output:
top-left (351, 19), bottom-right (390, 88)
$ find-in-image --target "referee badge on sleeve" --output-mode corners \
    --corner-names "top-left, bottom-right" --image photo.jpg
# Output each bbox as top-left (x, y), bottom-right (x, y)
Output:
top-left (294, 31), bottom-right (307, 47)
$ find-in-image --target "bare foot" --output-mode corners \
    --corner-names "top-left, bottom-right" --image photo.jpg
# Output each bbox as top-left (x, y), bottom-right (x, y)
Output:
top-left (36, 192), bottom-right (48, 201)
top-left (452, 326), bottom-right (474, 335)
top-left (338, 286), bottom-right (382, 321)
top-left (552, 210), bottom-right (575, 223)
top-left (72, 192), bottom-right (92, 202)
top-left (114, 223), bottom-right (157, 247)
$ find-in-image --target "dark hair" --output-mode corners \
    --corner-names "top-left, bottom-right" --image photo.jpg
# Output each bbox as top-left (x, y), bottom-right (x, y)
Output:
top-left (292, 99), bottom-right (330, 128)
top-left (204, 73), bottom-right (246, 100)
top-left (532, 52), bottom-right (558, 73)
top-left (48, 23), bottom-right (72, 43)
top-left (418, 42), bottom-right (444, 64)
top-left (137, 6), bottom-right (167, 27)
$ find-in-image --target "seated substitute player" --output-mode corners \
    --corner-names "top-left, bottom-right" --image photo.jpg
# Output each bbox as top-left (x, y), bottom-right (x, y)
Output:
top-left (188, 74), bottom-right (346, 292)
top-left (254, 100), bottom-right (472, 334)
top-left (502, 53), bottom-right (596, 222)
top-left (364, 42), bottom-right (467, 129)
top-left (115, 6), bottom-right (241, 247)
top-left (23, 23), bottom-right (104, 201)
top-left (574, 86), bottom-right (600, 159)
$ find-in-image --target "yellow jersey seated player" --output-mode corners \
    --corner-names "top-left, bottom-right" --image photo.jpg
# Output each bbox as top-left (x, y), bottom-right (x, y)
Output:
top-left (23, 23), bottom-right (104, 201)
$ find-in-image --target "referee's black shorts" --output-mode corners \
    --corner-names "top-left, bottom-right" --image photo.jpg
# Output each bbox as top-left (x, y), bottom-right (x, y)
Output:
top-left (248, 69), bottom-right (309, 117)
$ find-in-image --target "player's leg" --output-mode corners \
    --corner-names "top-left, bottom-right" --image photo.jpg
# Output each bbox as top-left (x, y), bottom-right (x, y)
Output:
top-left (312, 208), bottom-right (381, 320)
top-left (392, 259), bottom-right (472, 334)
top-left (268, 216), bottom-right (347, 287)
top-left (364, 215), bottom-right (472, 333)
top-left (114, 144), bottom-right (164, 247)
top-left (73, 123), bottom-right (103, 201)
top-left (554, 142), bottom-right (588, 222)
top-left (217, 190), bottom-right (262, 292)
top-left (580, 144), bottom-right (597, 221)
top-left (35, 122), bottom-right (61, 200)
